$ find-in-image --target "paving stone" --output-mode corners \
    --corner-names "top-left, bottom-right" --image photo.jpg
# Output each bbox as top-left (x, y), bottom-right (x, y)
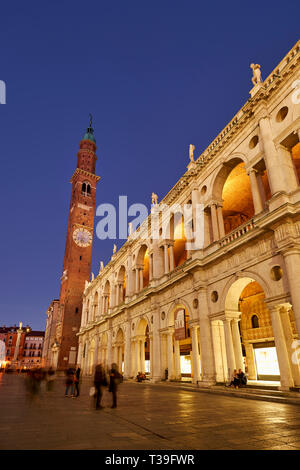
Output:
top-left (1, 373), bottom-right (300, 450)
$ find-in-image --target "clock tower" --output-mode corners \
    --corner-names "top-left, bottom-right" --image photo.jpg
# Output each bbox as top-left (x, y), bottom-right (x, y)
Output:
top-left (56, 118), bottom-right (100, 370)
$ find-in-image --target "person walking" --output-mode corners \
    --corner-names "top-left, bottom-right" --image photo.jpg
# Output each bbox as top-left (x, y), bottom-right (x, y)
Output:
top-left (65, 367), bottom-right (75, 397)
top-left (109, 363), bottom-right (122, 409)
top-left (94, 364), bottom-right (107, 409)
top-left (73, 366), bottom-right (81, 397)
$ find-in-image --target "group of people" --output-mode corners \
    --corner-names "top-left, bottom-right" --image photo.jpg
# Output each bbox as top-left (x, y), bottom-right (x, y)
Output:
top-left (64, 363), bottom-right (123, 410)
top-left (136, 371), bottom-right (146, 382)
top-left (93, 363), bottom-right (123, 410)
top-left (65, 367), bottom-right (81, 397)
top-left (227, 369), bottom-right (247, 389)
top-left (24, 366), bottom-right (56, 400)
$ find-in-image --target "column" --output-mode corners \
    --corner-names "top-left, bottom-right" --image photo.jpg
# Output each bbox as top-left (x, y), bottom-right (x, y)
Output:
top-left (124, 323), bottom-right (131, 379)
top-left (231, 318), bottom-right (244, 371)
top-left (131, 339), bottom-right (137, 377)
top-left (169, 244), bottom-right (175, 271)
top-left (135, 339), bottom-right (141, 373)
top-left (77, 341), bottom-right (83, 368)
top-left (140, 337), bottom-right (145, 373)
top-left (248, 168), bottom-right (264, 214)
top-left (151, 316), bottom-right (162, 382)
top-left (84, 341), bottom-right (89, 375)
top-left (107, 331), bottom-right (112, 369)
top-left (216, 205), bottom-right (225, 239)
top-left (259, 116), bottom-right (296, 194)
top-left (198, 289), bottom-right (216, 385)
top-left (149, 254), bottom-right (153, 281)
top-left (280, 306), bottom-right (300, 387)
top-left (139, 269), bottom-right (144, 291)
top-left (167, 331), bottom-right (175, 380)
top-left (174, 339), bottom-right (181, 380)
top-left (191, 325), bottom-right (201, 383)
top-left (210, 204), bottom-right (219, 242)
top-left (149, 334), bottom-right (153, 378)
top-left (135, 268), bottom-right (139, 293)
top-left (244, 343), bottom-right (257, 380)
top-left (223, 319), bottom-right (236, 380)
top-left (269, 305), bottom-right (294, 390)
top-left (164, 244), bottom-right (169, 274)
top-left (282, 248), bottom-right (300, 341)
top-left (13, 323), bottom-right (23, 362)
top-left (93, 336), bottom-right (98, 371)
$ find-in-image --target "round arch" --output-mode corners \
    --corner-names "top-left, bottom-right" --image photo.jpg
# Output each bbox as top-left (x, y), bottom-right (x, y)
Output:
top-left (167, 299), bottom-right (193, 327)
top-left (221, 271), bottom-right (272, 312)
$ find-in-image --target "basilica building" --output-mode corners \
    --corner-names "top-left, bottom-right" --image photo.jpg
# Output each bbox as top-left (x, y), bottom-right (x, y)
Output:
top-left (77, 41), bottom-right (300, 390)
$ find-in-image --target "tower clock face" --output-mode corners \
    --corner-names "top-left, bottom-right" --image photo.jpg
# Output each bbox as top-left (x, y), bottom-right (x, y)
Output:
top-left (73, 228), bottom-right (92, 247)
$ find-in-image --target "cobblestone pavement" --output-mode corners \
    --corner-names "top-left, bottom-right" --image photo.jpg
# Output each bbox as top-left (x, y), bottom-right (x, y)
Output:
top-left (1, 373), bottom-right (300, 450)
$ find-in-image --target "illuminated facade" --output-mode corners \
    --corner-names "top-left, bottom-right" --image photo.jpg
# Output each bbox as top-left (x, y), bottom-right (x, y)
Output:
top-left (78, 41), bottom-right (300, 390)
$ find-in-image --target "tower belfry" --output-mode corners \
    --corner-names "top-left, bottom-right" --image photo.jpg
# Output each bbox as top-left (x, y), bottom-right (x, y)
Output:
top-left (56, 117), bottom-right (100, 369)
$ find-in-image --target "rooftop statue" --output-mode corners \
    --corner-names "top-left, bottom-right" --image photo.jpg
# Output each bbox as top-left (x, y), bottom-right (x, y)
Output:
top-left (250, 63), bottom-right (262, 86)
top-left (152, 192), bottom-right (158, 206)
top-left (189, 144), bottom-right (195, 162)
top-left (113, 244), bottom-right (117, 254)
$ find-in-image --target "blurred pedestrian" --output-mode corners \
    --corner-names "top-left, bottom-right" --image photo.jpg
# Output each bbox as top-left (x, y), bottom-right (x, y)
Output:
top-left (65, 367), bottom-right (75, 397)
top-left (94, 364), bottom-right (107, 409)
top-left (73, 366), bottom-right (81, 397)
top-left (109, 363), bottom-right (122, 409)
top-left (46, 367), bottom-right (56, 391)
top-left (25, 368), bottom-right (44, 402)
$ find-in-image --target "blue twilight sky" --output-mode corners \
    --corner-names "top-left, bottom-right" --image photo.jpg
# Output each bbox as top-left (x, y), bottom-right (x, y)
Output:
top-left (0, 1), bottom-right (299, 330)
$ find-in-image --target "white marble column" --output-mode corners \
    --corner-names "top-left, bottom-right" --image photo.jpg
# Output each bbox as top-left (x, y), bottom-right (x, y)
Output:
top-left (93, 336), bottom-right (98, 371)
top-left (174, 339), bottom-right (181, 380)
top-left (279, 306), bottom-right (300, 387)
top-left (167, 331), bottom-right (175, 380)
top-left (107, 331), bottom-right (112, 369)
top-left (216, 205), bottom-right (225, 239)
top-left (248, 168), bottom-right (264, 214)
top-left (198, 289), bottom-right (216, 385)
top-left (269, 305), bottom-right (294, 390)
top-left (139, 269), bottom-right (144, 291)
top-left (244, 343), bottom-right (257, 380)
top-left (163, 244), bottom-right (169, 274)
top-left (191, 325), bottom-right (201, 383)
top-left (151, 316), bottom-right (162, 382)
top-left (124, 323), bottom-right (131, 378)
top-left (130, 340), bottom-right (136, 377)
top-left (77, 341), bottom-right (83, 368)
top-left (231, 318), bottom-right (244, 371)
top-left (223, 319), bottom-right (236, 380)
top-left (169, 244), bottom-right (175, 271)
top-left (135, 268), bottom-right (139, 293)
top-left (140, 337), bottom-right (145, 373)
top-left (135, 339), bottom-right (141, 373)
top-left (84, 341), bottom-right (89, 376)
top-left (282, 248), bottom-right (300, 343)
top-left (259, 116), bottom-right (298, 194)
top-left (210, 204), bottom-right (219, 242)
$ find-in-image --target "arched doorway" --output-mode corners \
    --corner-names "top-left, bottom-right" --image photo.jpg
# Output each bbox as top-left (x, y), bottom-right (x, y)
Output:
top-left (239, 280), bottom-right (280, 381)
top-left (136, 317), bottom-right (150, 375)
top-left (136, 245), bottom-right (149, 292)
top-left (212, 276), bottom-right (299, 387)
top-left (165, 304), bottom-right (198, 382)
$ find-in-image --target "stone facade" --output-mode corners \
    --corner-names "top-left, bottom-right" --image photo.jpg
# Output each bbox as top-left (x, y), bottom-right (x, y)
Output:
top-left (78, 40), bottom-right (300, 391)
